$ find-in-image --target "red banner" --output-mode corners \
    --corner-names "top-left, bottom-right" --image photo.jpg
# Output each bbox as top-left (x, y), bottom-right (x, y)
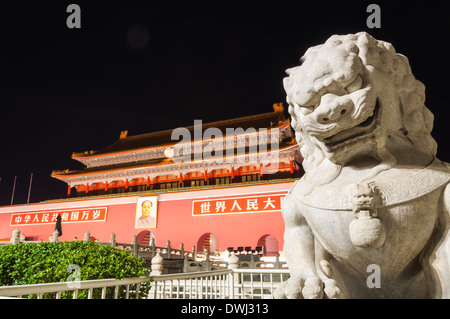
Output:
top-left (192, 194), bottom-right (285, 216)
top-left (10, 207), bottom-right (108, 226)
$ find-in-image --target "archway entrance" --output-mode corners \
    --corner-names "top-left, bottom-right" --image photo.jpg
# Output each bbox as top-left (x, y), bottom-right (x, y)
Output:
top-left (136, 230), bottom-right (155, 246)
top-left (257, 234), bottom-right (279, 256)
top-left (197, 233), bottom-right (219, 254)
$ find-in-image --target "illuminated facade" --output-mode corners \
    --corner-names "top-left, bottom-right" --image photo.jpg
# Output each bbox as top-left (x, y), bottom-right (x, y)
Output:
top-left (52, 103), bottom-right (302, 197)
top-left (0, 104), bottom-right (302, 255)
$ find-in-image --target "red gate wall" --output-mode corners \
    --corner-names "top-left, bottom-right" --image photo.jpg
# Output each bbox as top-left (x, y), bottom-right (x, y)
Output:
top-left (0, 182), bottom-right (293, 254)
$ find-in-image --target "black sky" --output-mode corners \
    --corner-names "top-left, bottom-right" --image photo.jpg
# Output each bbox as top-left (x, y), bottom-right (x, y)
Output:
top-left (0, 1), bottom-right (449, 205)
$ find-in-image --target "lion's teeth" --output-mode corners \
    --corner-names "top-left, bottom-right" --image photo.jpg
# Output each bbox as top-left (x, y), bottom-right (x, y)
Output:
top-left (327, 132), bottom-right (375, 151)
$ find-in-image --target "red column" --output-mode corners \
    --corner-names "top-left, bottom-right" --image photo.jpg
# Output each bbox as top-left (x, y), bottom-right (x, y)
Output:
top-left (125, 179), bottom-right (129, 190)
top-left (231, 167), bottom-right (235, 180)
top-left (147, 176), bottom-right (150, 187)
top-left (290, 160), bottom-right (294, 174)
top-left (204, 169), bottom-right (208, 182)
top-left (179, 172), bottom-right (183, 184)
top-left (260, 163), bottom-right (263, 177)
top-left (85, 183), bottom-right (89, 194)
top-left (105, 182), bottom-right (108, 192)
top-left (67, 185), bottom-right (71, 196)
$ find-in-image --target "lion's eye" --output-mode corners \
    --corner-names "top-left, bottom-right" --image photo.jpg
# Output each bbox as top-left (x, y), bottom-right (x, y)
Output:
top-left (300, 106), bottom-right (314, 115)
top-left (345, 75), bottom-right (363, 94)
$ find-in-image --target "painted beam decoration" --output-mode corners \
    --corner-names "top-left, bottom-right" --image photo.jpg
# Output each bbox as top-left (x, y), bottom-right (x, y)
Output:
top-left (10, 207), bottom-right (108, 226)
top-left (192, 194), bottom-right (285, 216)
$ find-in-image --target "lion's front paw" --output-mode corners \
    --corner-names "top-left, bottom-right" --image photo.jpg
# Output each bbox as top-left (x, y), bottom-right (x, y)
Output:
top-left (323, 279), bottom-right (342, 299)
top-left (273, 281), bottom-right (288, 299)
top-left (285, 277), bottom-right (305, 299)
top-left (274, 276), bottom-right (324, 299)
top-left (302, 277), bottom-right (323, 299)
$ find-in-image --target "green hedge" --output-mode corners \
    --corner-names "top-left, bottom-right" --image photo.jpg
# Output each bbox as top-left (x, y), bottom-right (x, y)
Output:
top-left (0, 241), bottom-right (151, 299)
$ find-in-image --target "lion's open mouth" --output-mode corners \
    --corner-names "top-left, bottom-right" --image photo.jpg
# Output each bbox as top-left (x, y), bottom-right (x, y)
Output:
top-left (323, 98), bottom-right (381, 151)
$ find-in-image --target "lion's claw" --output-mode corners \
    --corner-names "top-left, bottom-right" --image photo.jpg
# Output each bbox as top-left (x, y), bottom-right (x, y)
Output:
top-left (275, 276), bottom-right (330, 299)
top-left (323, 279), bottom-right (342, 299)
top-left (302, 277), bottom-right (323, 299)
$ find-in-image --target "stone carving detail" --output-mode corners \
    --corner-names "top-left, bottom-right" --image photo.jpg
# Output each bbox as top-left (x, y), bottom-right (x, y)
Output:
top-left (276, 32), bottom-right (450, 298)
top-left (349, 182), bottom-right (385, 249)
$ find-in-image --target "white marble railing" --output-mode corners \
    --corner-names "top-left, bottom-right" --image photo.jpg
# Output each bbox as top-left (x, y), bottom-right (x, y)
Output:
top-left (0, 269), bottom-right (290, 299)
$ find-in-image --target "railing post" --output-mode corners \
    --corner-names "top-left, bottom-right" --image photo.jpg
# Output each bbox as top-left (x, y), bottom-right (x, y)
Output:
top-left (151, 252), bottom-right (164, 276)
top-left (132, 235), bottom-right (138, 256)
top-left (50, 230), bottom-right (59, 243)
top-left (10, 228), bottom-right (20, 244)
top-left (192, 246), bottom-right (196, 261)
top-left (203, 251), bottom-right (211, 271)
top-left (183, 254), bottom-right (189, 273)
top-left (150, 237), bottom-right (156, 258)
top-left (84, 231), bottom-right (90, 241)
top-left (228, 252), bottom-right (240, 298)
top-left (250, 254), bottom-right (256, 269)
top-left (180, 243), bottom-right (184, 258)
top-left (109, 233), bottom-right (116, 247)
top-left (19, 233), bottom-right (26, 243)
top-left (166, 240), bottom-right (171, 259)
top-left (275, 252), bottom-right (281, 269)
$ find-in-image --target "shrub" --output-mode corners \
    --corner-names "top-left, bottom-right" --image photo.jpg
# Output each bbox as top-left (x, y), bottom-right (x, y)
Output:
top-left (0, 241), bottom-right (151, 299)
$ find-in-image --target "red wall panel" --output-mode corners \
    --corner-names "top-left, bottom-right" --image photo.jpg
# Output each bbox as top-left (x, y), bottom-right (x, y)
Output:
top-left (0, 182), bottom-right (293, 253)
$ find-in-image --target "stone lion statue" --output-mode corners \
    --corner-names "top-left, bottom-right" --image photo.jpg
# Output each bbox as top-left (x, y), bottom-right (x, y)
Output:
top-left (275, 32), bottom-right (450, 298)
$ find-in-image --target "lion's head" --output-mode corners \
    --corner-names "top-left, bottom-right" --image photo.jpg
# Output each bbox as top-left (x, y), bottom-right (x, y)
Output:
top-left (284, 32), bottom-right (436, 173)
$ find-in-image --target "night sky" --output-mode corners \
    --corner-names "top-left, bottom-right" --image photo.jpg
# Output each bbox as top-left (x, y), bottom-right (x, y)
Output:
top-left (0, 1), bottom-right (449, 205)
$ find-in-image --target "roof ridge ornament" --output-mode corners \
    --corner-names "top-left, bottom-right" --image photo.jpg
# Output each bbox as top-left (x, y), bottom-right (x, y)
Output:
top-left (272, 103), bottom-right (284, 113)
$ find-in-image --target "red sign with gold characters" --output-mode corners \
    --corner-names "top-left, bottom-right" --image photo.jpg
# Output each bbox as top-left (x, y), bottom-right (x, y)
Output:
top-left (10, 207), bottom-right (108, 226)
top-left (192, 194), bottom-right (285, 216)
